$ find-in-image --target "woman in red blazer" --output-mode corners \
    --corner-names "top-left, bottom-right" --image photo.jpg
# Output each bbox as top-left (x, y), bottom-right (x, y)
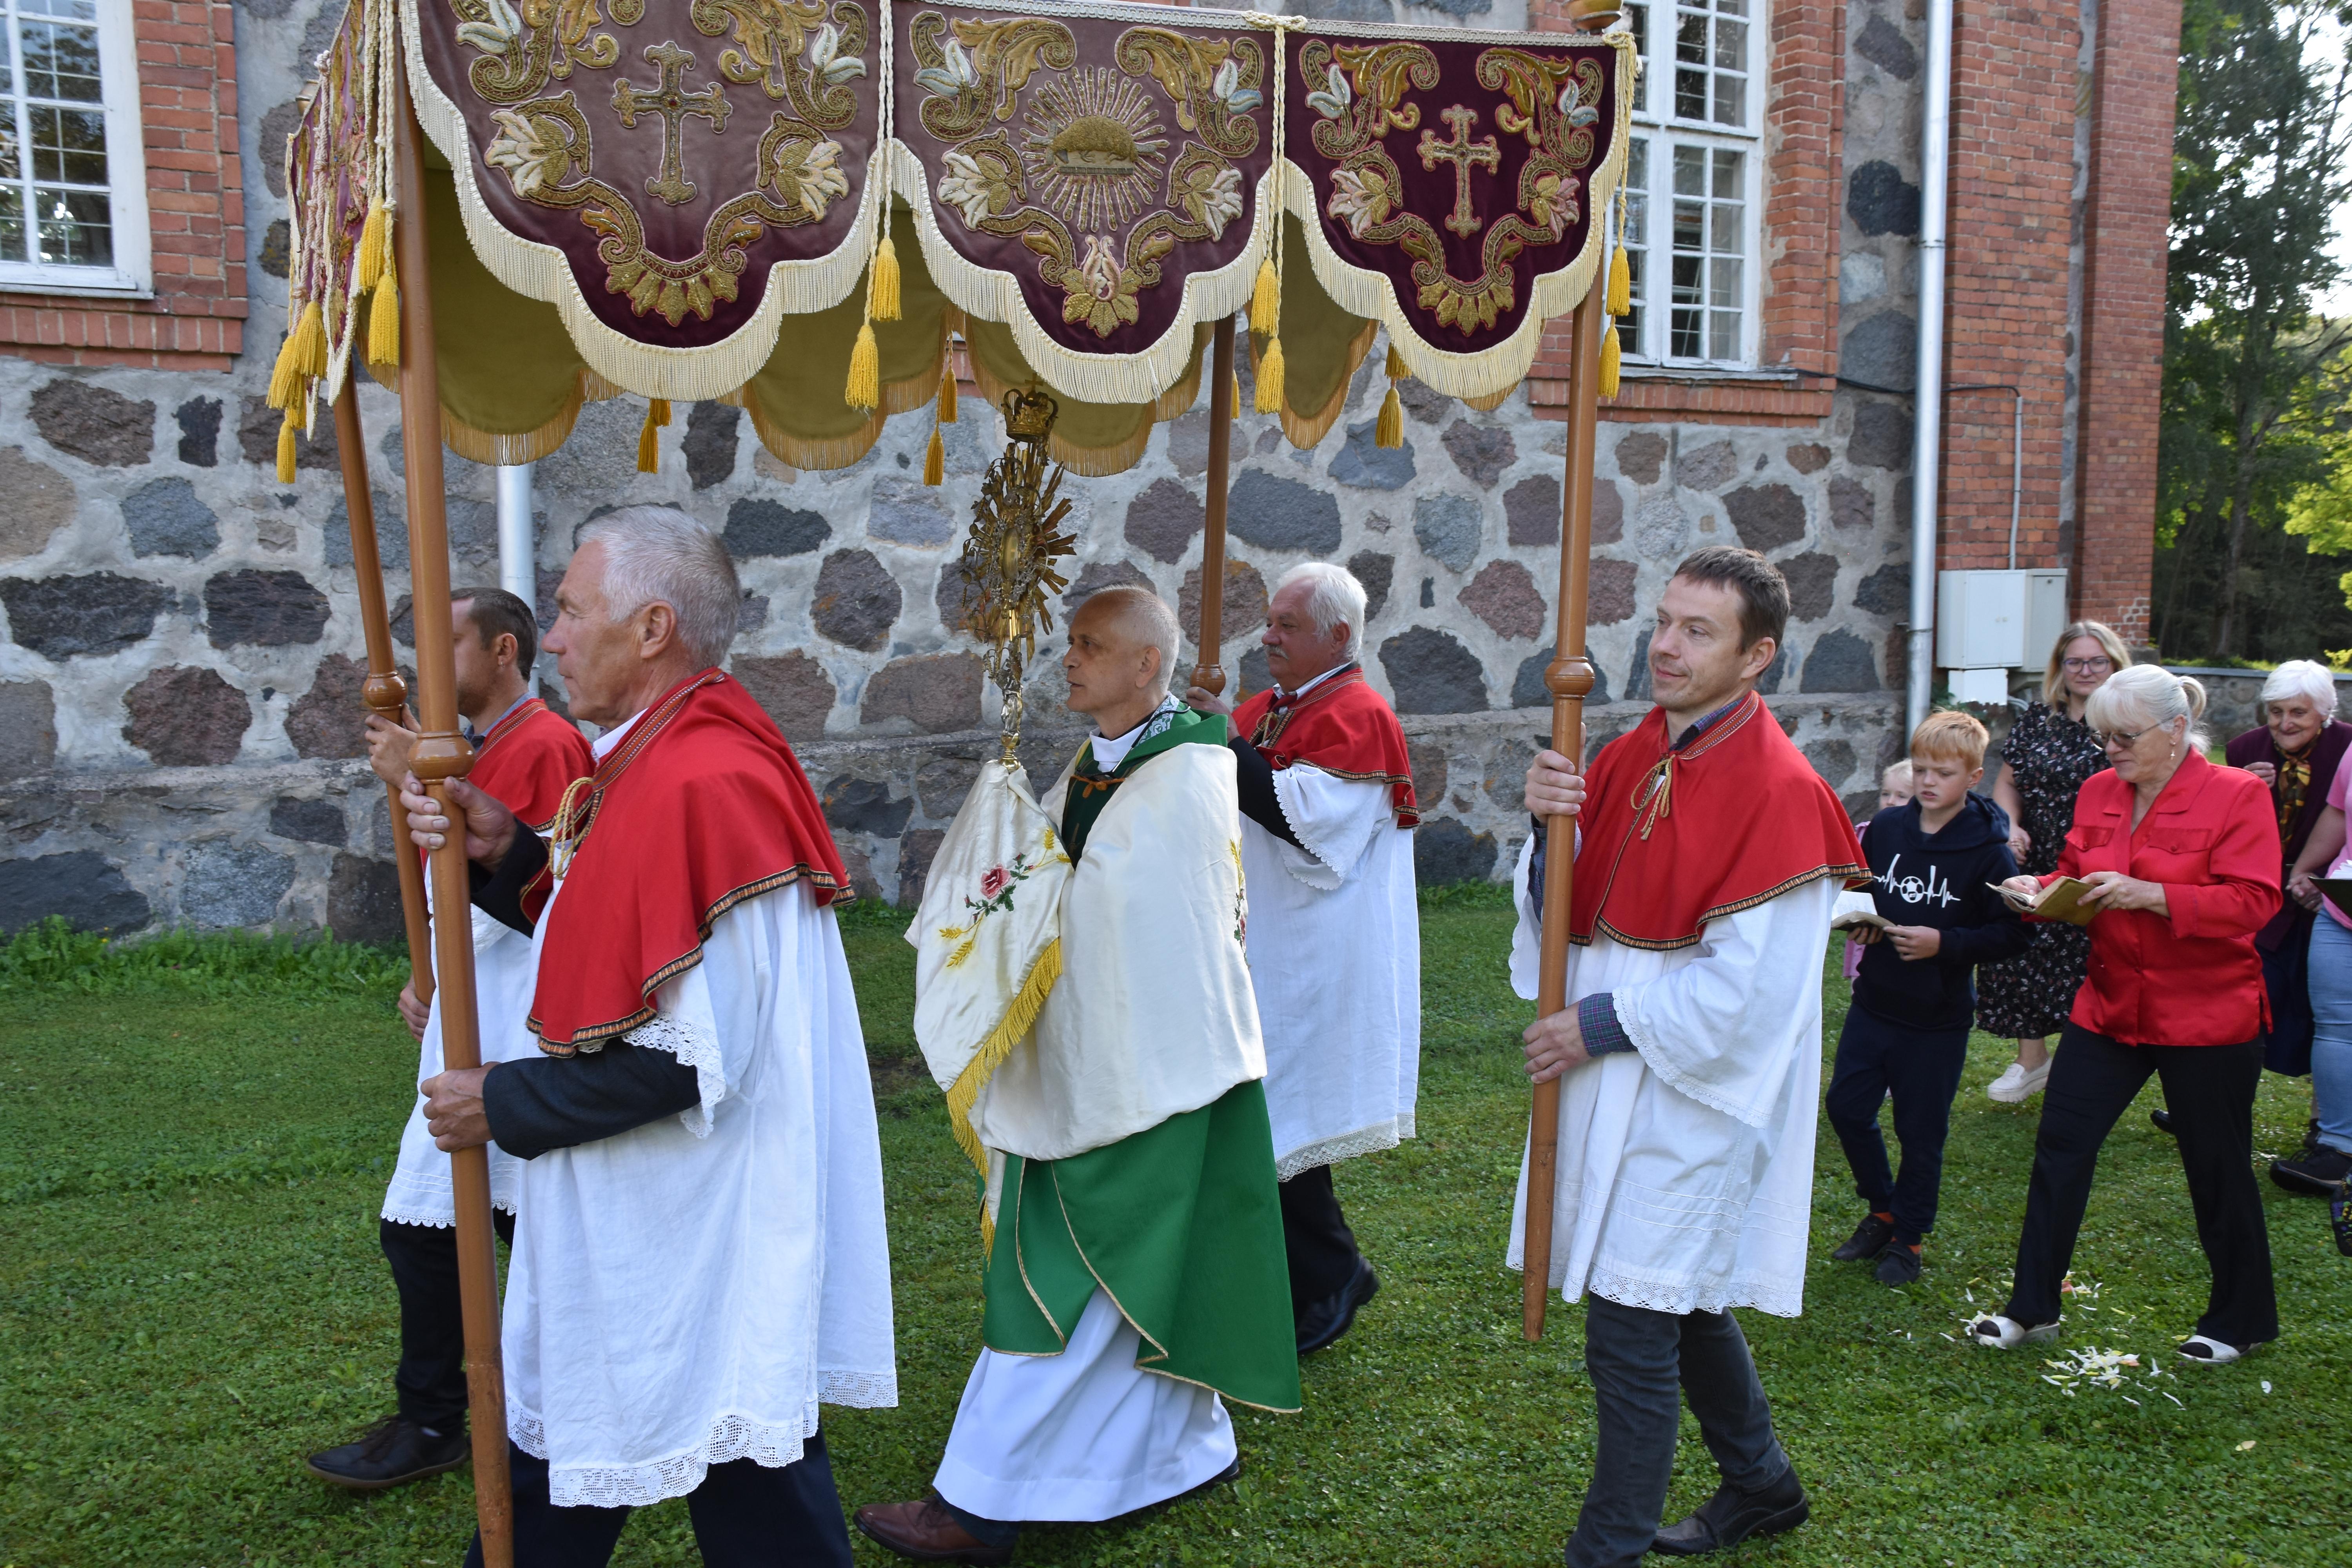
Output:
top-left (1971, 666), bottom-right (2282, 1364)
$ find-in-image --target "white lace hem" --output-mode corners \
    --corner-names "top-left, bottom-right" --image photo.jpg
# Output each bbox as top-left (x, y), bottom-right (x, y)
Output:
top-left (513, 1369), bottom-right (900, 1508)
top-left (1510, 1258), bottom-right (1804, 1320)
top-left (625, 1011), bottom-right (726, 1138)
top-left (378, 1197), bottom-right (516, 1228)
top-left (1273, 1115), bottom-right (1415, 1181)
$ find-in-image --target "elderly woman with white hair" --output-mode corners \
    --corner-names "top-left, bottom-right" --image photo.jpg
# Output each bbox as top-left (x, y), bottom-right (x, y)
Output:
top-left (1972, 666), bottom-right (2282, 1364)
top-left (2220, 664), bottom-right (2352, 1162)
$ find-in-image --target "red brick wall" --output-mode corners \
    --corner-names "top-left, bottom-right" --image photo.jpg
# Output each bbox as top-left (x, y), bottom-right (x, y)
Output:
top-left (1938, 0), bottom-right (2079, 575)
top-left (0, 0), bottom-right (246, 370)
top-left (2072, 0), bottom-right (2178, 642)
top-left (1524, 0), bottom-right (1842, 425)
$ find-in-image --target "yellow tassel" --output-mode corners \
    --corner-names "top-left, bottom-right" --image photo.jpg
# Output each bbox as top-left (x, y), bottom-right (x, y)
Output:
top-left (1600, 320), bottom-right (1622, 399)
top-left (938, 361), bottom-right (958, 423)
top-left (637, 402), bottom-right (661, 473)
top-left (873, 234), bottom-right (902, 322)
top-left (923, 424), bottom-right (945, 486)
top-left (266, 319), bottom-right (305, 409)
top-left (291, 300), bottom-right (327, 379)
top-left (276, 408), bottom-right (298, 483)
top-left (357, 198), bottom-right (389, 290)
top-left (1385, 343), bottom-right (1407, 380)
top-left (651, 396), bottom-right (671, 428)
top-left (367, 261), bottom-right (400, 368)
top-left (845, 322), bottom-right (880, 410)
top-left (1249, 257), bottom-right (1279, 334)
top-left (1255, 337), bottom-right (1285, 414)
top-left (1607, 246), bottom-right (1631, 318)
top-left (1230, 371), bottom-right (1241, 420)
top-left (1376, 384), bottom-right (1403, 448)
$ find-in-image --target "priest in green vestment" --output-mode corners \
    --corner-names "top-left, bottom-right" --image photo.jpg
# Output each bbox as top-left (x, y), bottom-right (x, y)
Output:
top-left (857, 587), bottom-right (1298, 1566)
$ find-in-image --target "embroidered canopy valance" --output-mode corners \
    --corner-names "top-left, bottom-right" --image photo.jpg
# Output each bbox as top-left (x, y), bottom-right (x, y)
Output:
top-left (281, 0), bottom-right (1632, 474)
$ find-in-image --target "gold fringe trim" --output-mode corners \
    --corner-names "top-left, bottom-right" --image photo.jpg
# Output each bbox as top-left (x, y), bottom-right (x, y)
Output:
top-left (734, 344), bottom-right (947, 472)
top-left (1461, 384), bottom-right (1515, 414)
top-left (960, 329), bottom-right (1205, 479)
top-left (637, 399), bottom-right (664, 473)
top-left (942, 937), bottom-right (1063, 1179)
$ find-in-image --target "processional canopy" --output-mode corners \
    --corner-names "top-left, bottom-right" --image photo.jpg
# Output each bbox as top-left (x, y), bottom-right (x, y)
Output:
top-left (282, 0), bottom-right (1635, 476)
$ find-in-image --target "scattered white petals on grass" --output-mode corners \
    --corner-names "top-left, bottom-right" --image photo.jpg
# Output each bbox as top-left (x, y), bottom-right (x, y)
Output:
top-left (2261, 1381), bottom-right (2272, 1394)
top-left (2237, 1440), bottom-right (2257, 1451)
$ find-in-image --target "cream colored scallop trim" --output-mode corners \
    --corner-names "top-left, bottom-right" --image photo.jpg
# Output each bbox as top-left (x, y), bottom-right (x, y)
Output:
top-left (398, 0), bottom-right (878, 401)
top-left (1278, 29), bottom-right (1636, 402)
top-left (884, 138), bottom-right (1264, 408)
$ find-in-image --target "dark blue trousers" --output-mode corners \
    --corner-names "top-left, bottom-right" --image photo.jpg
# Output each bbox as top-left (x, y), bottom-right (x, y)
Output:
top-left (463, 1434), bottom-right (853, 1568)
top-left (1824, 1004), bottom-right (1972, 1245)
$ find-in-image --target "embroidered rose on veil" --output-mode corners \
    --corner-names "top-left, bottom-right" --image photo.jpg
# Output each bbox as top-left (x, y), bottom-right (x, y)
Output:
top-left (1326, 164), bottom-right (1394, 239)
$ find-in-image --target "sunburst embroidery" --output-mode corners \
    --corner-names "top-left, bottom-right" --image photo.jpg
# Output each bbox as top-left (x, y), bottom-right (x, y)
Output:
top-left (1020, 67), bottom-right (1169, 233)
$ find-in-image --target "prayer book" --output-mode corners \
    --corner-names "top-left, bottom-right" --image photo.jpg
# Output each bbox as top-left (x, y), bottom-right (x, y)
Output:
top-left (2314, 877), bottom-right (2352, 914)
top-left (1991, 876), bottom-right (2099, 926)
top-left (1830, 907), bottom-right (1893, 933)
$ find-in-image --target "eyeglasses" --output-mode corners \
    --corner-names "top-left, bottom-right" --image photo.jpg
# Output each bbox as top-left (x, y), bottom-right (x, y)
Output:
top-left (2062, 657), bottom-right (2114, 673)
top-left (2094, 726), bottom-right (2152, 748)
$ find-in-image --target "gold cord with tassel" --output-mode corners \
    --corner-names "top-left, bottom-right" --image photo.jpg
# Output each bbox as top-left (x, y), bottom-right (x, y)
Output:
top-left (1375, 342), bottom-right (1406, 448)
top-left (356, 198), bottom-right (389, 291)
top-left (637, 397), bottom-right (670, 474)
top-left (293, 300), bottom-right (327, 379)
top-left (276, 408), bottom-right (299, 483)
top-left (846, 321), bottom-right (880, 410)
top-left (367, 255), bottom-right (400, 368)
top-left (937, 357), bottom-right (958, 423)
top-left (923, 423), bottom-right (945, 486)
top-left (873, 232), bottom-right (902, 323)
top-left (1600, 318), bottom-right (1622, 399)
top-left (1230, 371), bottom-right (1241, 421)
top-left (1250, 18), bottom-right (1292, 416)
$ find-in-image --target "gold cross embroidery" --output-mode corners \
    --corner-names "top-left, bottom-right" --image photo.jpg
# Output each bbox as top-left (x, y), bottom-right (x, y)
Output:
top-left (1418, 105), bottom-right (1500, 238)
top-left (612, 42), bottom-right (732, 206)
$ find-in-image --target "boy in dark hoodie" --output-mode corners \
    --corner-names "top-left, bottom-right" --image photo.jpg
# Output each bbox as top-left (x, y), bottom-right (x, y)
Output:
top-left (1826, 710), bottom-right (2030, 1285)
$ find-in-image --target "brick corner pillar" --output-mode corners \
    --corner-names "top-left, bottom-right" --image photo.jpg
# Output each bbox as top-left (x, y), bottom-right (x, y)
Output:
top-left (2071, 0), bottom-right (2180, 643)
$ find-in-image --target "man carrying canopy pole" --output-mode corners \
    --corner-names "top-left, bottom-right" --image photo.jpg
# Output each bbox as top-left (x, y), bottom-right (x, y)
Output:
top-left (397, 508), bottom-right (895, 1567)
top-left (307, 588), bottom-right (590, 1492)
top-left (1507, 545), bottom-right (1865, 1566)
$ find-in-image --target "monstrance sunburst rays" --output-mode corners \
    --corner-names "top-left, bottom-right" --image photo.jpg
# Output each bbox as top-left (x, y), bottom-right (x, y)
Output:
top-left (956, 389), bottom-right (1080, 763)
top-left (1019, 67), bottom-right (1169, 234)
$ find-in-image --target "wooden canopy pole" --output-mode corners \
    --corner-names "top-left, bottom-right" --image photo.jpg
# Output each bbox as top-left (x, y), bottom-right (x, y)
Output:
top-left (1191, 316), bottom-right (1237, 697)
top-left (392, 60), bottom-right (512, 1564)
top-left (1522, 296), bottom-right (1603, 1341)
top-left (329, 383), bottom-right (433, 1004)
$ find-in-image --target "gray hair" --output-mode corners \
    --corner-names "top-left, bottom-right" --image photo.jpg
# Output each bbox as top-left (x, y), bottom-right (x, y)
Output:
top-left (576, 506), bottom-right (742, 669)
top-left (2262, 659), bottom-right (2340, 716)
top-left (2087, 664), bottom-right (2210, 753)
top-left (1086, 585), bottom-right (1181, 693)
top-left (1272, 561), bottom-right (1368, 659)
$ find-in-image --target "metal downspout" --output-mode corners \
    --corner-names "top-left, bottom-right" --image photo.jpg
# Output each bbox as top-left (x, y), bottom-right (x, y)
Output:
top-left (1907, 0), bottom-right (1955, 735)
top-left (495, 463), bottom-right (535, 607)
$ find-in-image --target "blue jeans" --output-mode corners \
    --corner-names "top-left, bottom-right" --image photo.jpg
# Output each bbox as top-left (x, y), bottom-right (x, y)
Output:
top-left (2310, 915), bottom-right (2352, 1156)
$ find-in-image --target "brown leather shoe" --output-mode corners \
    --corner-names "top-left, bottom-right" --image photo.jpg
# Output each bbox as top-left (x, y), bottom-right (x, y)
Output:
top-left (852, 1497), bottom-right (1014, 1565)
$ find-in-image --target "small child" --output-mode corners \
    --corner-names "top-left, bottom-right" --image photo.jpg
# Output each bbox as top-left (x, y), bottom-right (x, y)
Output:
top-left (1826, 712), bottom-right (2029, 1285)
top-left (1844, 762), bottom-right (1915, 980)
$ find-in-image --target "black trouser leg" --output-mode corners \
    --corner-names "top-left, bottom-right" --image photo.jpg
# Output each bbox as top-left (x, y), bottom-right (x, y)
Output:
top-left (1278, 1164), bottom-right (1363, 1312)
top-left (2006, 1024), bottom-right (2153, 1328)
top-left (465, 1443), bottom-right (631, 1568)
top-left (1676, 1307), bottom-right (1791, 1494)
top-left (1880, 1019), bottom-right (1971, 1244)
top-left (382, 1210), bottom-right (516, 1430)
top-left (684, 1432), bottom-right (856, 1568)
top-left (1823, 1012), bottom-right (1896, 1216)
top-left (2154, 1042), bottom-right (2278, 1347)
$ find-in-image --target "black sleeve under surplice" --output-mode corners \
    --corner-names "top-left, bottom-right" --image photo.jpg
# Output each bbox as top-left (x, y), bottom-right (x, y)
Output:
top-left (1228, 734), bottom-right (1305, 851)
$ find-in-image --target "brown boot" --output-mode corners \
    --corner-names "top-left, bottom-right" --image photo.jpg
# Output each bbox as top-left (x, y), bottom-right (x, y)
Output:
top-left (852, 1497), bottom-right (1015, 1565)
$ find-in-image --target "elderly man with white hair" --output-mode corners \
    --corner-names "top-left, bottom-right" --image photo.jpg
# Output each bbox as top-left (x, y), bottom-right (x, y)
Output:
top-left (2225, 659), bottom-right (2352, 1189)
top-left (397, 506), bottom-right (895, 1567)
top-left (1187, 561), bottom-right (1420, 1353)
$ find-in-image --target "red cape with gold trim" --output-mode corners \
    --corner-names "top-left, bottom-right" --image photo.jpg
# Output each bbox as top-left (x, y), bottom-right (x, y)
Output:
top-left (1231, 668), bottom-right (1419, 827)
top-left (472, 697), bottom-right (593, 834)
top-left (526, 670), bottom-right (849, 1053)
top-left (1569, 691), bottom-right (1866, 951)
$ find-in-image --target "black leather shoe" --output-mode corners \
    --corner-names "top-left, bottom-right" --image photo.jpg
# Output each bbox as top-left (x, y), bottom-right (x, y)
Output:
top-left (1829, 1212), bottom-right (1895, 1262)
top-left (305, 1414), bottom-right (469, 1491)
top-left (1296, 1259), bottom-right (1380, 1354)
top-left (2151, 1109), bottom-right (2176, 1134)
top-left (1650, 1468), bottom-right (1809, 1556)
top-left (1875, 1244), bottom-right (1923, 1286)
top-left (2269, 1144), bottom-right (2352, 1196)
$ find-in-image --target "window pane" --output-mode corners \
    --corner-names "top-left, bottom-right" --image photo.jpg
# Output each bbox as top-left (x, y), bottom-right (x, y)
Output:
top-left (1713, 75), bottom-right (1745, 126)
top-left (23, 22), bottom-right (104, 102)
top-left (1672, 198), bottom-right (1702, 252)
top-left (1622, 136), bottom-right (1648, 350)
top-left (35, 185), bottom-right (111, 266)
top-left (24, 0), bottom-right (103, 20)
top-left (30, 105), bottom-right (108, 187)
top-left (1714, 18), bottom-right (1745, 68)
top-left (1671, 0), bottom-right (1748, 128)
top-left (1708, 200), bottom-right (1740, 254)
top-left (1673, 144), bottom-right (1705, 196)
top-left (0, 184), bottom-right (25, 263)
top-left (1675, 11), bottom-right (1708, 62)
top-left (1714, 147), bottom-right (1742, 197)
top-left (1710, 257), bottom-right (1741, 307)
top-left (1626, 2), bottom-right (1648, 113)
top-left (1665, 143), bottom-right (1744, 363)
top-left (1710, 309), bottom-right (1737, 360)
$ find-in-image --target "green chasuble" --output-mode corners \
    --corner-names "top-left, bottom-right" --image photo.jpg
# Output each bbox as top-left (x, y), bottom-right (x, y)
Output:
top-left (980, 703), bottom-right (1303, 1414)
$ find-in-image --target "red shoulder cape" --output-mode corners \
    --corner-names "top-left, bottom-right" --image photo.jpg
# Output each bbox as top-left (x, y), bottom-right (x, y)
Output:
top-left (470, 697), bottom-right (592, 832)
top-left (1569, 691), bottom-right (1866, 950)
top-left (525, 670), bottom-right (849, 1053)
top-left (1230, 666), bottom-right (1419, 826)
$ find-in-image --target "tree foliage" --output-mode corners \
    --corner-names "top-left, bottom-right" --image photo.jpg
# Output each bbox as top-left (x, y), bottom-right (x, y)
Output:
top-left (2154, 0), bottom-right (2352, 662)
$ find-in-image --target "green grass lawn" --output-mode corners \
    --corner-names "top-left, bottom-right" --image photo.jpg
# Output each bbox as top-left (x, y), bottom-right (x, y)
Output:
top-left (4, 902), bottom-right (2348, 1566)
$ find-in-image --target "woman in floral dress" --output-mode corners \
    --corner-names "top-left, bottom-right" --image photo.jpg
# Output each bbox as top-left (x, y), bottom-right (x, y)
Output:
top-left (1980, 622), bottom-right (2132, 1101)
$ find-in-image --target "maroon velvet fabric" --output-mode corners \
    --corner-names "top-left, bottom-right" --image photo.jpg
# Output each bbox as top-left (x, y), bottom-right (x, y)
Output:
top-left (415, 0), bottom-right (880, 349)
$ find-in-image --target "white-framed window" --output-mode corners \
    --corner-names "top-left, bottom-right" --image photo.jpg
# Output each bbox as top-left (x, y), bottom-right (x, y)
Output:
top-left (0, 0), bottom-right (150, 294)
top-left (1611, 0), bottom-right (1760, 368)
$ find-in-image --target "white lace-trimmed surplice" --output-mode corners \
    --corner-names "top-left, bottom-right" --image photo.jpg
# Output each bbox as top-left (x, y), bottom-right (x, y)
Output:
top-left (1241, 764), bottom-right (1420, 1177)
top-left (501, 715), bottom-right (896, 1508)
top-left (1503, 836), bottom-right (1830, 1318)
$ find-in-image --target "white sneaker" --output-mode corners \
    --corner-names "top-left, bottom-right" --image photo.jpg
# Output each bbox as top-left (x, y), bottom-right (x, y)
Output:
top-left (1988, 1060), bottom-right (2052, 1103)
top-left (2178, 1335), bottom-right (2242, 1365)
top-left (1969, 1314), bottom-right (2061, 1349)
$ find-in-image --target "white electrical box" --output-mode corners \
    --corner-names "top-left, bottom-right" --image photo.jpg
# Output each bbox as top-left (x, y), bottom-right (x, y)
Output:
top-left (2023, 569), bottom-right (2070, 666)
top-left (1937, 570), bottom-right (2031, 669)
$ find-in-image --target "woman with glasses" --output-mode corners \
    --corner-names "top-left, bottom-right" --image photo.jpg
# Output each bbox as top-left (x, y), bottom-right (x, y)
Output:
top-left (1973, 666), bottom-right (2281, 1364)
top-left (1980, 623), bottom-right (2133, 1102)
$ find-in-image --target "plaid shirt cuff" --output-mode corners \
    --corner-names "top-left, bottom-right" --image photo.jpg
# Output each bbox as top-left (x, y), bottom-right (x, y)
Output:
top-left (1579, 991), bottom-right (1635, 1056)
